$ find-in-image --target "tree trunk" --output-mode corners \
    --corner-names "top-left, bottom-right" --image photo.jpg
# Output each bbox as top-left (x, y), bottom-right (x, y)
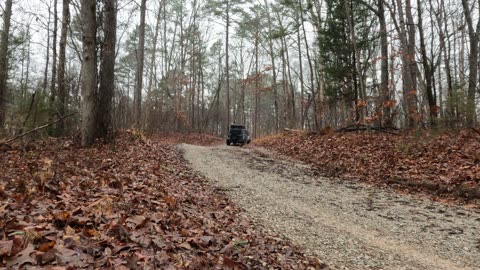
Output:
top-left (134, 0), bottom-right (147, 128)
top-left (345, 0), bottom-right (366, 122)
top-left (254, 31), bottom-right (259, 138)
top-left (275, 10), bottom-right (296, 128)
top-left (146, 2), bottom-right (162, 131)
top-left (80, 0), bottom-right (97, 146)
top-left (225, 0), bottom-right (231, 133)
top-left (300, 0), bottom-right (319, 129)
top-left (417, 0), bottom-right (436, 124)
top-left (394, 0), bottom-right (417, 127)
top-left (0, 0), bottom-right (13, 128)
top-left (434, 0), bottom-right (454, 123)
top-left (296, 4), bottom-right (305, 129)
top-left (43, 8), bottom-right (51, 96)
top-left (378, 0), bottom-right (389, 126)
top-left (57, 0), bottom-right (70, 133)
top-left (461, 0), bottom-right (479, 127)
top-left (50, 0), bottom-right (58, 113)
top-left (96, 0), bottom-right (117, 140)
top-left (405, 0), bottom-right (418, 127)
top-left (263, 0), bottom-right (279, 132)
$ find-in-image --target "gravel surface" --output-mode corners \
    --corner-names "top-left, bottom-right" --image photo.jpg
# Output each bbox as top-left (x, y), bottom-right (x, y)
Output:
top-left (180, 144), bottom-right (480, 270)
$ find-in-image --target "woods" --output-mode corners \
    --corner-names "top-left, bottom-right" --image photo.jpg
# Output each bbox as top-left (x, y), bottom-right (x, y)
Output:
top-left (0, 0), bottom-right (477, 144)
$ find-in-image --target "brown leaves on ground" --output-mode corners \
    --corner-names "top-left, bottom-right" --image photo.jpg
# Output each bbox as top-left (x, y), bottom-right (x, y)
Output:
top-left (0, 131), bottom-right (326, 269)
top-left (152, 132), bottom-right (223, 146)
top-left (254, 129), bottom-right (480, 203)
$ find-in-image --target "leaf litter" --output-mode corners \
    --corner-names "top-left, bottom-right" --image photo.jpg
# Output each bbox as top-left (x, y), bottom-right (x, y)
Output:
top-left (253, 129), bottom-right (480, 204)
top-left (0, 131), bottom-right (327, 269)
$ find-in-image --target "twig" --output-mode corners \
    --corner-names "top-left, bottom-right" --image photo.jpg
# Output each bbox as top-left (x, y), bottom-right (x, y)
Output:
top-left (370, 126), bottom-right (400, 136)
top-left (21, 91), bottom-right (36, 129)
top-left (0, 112), bottom-right (78, 145)
top-left (472, 127), bottom-right (480, 137)
top-left (336, 124), bottom-right (399, 135)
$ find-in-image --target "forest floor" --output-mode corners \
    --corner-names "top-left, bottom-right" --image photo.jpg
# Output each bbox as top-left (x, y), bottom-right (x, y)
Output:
top-left (0, 131), bottom-right (326, 269)
top-left (182, 142), bottom-right (480, 270)
top-left (254, 129), bottom-right (480, 204)
top-left (2, 129), bottom-right (479, 269)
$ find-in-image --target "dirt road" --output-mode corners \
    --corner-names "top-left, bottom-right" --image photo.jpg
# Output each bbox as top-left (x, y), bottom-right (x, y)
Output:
top-left (180, 144), bottom-right (480, 270)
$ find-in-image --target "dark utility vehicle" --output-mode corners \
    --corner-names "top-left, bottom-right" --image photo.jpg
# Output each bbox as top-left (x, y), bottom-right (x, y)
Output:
top-left (226, 124), bottom-right (251, 146)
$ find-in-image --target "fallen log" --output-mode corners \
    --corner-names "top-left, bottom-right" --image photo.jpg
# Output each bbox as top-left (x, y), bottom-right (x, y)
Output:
top-left (0, 112), bottom-right (78, 145)
top-left (336, 124), bottom-right (399, 135)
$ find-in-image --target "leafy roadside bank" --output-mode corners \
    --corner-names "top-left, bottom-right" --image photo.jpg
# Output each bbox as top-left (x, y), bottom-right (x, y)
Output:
top-left (253, 129), bottom-right (480, 203)
top-left (0, 131), bottom-right (326, 269)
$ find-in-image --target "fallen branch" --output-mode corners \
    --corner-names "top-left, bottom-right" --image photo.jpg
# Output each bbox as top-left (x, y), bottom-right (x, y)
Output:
top-left (0, 112), bottom-right (78, 145)
top-left (472, 127), bottom-right (480, 136)
top-left (336, 124), bottom-right (399, 135)
top-left (283, 128), bottom-right (303, 133)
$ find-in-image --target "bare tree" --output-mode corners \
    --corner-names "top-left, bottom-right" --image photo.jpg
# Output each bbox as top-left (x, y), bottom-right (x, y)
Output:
top-left (57, 0), bottom-right (70, 133)
top-left (134, 0), bottom-right (147, 128)
top-left (80, 0), bottom-right (97, 146)
top-left (0, 0), bottom-right (13, 128)
top-left (96, 0), bottom-right (117, 139)
top-left (50, 0), bottom-right (59, 113)
top-left (461, 0), bottom-right (479, 127)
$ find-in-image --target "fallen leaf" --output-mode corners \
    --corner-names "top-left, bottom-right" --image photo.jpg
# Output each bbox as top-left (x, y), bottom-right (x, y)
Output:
top-left (38, 240), bottom-right (56, 252)
top-left (6, 244), bottom-right (36, 268)
top-left (0, 240), bottom-right (13, 256)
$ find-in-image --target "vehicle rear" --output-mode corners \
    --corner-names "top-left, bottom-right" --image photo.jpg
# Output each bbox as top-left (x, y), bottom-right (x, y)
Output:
top-left (226, 124), bottom-right (250, 146)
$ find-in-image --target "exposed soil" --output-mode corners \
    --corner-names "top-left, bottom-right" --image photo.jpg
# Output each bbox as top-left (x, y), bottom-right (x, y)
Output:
top-left (181, 144), bottom-right (480, 270)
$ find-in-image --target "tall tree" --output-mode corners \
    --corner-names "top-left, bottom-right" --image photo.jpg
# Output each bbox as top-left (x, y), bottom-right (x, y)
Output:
top-left (80, 0), bottom-right (97, 146)
top-left (461, 0), bottom-right (479, 127)
top-left (0, 0), bottom-right (12, 128)
top-left (393, 0), bottom-right (418, 127)
top-left (57, 0), bottom-right (70, 133)
top-left (262, 0), bottom-right (279, 131)
top-left (50, 0), bottom-right (59, 113)
top-left (134, 0), bottom-right (147, 128)
top-left (417, 0), bottom-right (436, 124)
top-left (205, 0), bottom-right (246, 133)
top-left (225, 0), bottom-right (231, 132)
top-left (96, 0), bottom-right (117, 139)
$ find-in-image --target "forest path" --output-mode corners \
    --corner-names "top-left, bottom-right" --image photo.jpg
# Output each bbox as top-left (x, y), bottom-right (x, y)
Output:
top-left (180, 144), bottom-right (480, 270)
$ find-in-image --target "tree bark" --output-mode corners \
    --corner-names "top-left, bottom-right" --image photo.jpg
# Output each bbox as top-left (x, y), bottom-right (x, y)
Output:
top-left (50, 0), bottom-right (59, 112)
top-left (134, 0), bottom-right (147, 128)
top-left (80, 0), bottom-right (97, 146)
top-left (96, 0), bottom-right (117, 139)
top-left (378, 0), bottom-right (389, 126)
top-left (461, 0), bottom-right (479, 127)
top-left (146, 1), bottom-right (162, 131)
top-left (225, 0), bottom-right (231, 133)
top-left (57, 0), bottom-right (70, 133)
top-left (254, 30), bottom-right (259, 138)
top-left (417, 0), bottom-right (436, 124)
top-left (0, 0), bottom-right (13, 128)
top-left (394, 0), bottom-right (417, 127)
top-left (263, 0), bottom-right (279, 132)
top-left (296, 4), bottom-right (305, 128)
top-left (43, 6), bottom-right (51, 96)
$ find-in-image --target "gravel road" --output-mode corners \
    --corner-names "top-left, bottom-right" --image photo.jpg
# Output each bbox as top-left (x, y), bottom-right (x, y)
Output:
top-left (180, 144), bottom-right (480, 270)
